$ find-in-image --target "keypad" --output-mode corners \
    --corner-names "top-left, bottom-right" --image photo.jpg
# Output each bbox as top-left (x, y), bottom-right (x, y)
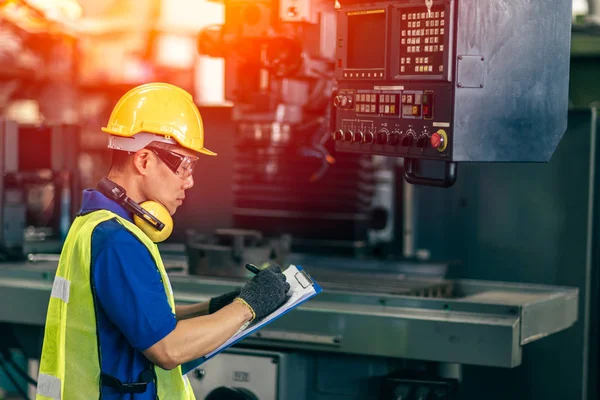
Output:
top-left (354, 92), bottom-right (399, 115)
top-left (400, 7), bottom-right (446, 74)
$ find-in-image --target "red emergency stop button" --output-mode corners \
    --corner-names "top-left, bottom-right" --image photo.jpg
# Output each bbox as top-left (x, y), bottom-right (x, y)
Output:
top-left (431, 129), bottom-right (448, 152)
top-left (430, 133), bottom-right (442, 148)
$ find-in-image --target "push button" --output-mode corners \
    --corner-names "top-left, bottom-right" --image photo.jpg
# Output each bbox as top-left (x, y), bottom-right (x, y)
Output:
top-left (431, 129), bottom-right (448, 152)
top-left (422, 93), bottom-right (434, 119)
top-left (430, 133), bottom-right (442, 148)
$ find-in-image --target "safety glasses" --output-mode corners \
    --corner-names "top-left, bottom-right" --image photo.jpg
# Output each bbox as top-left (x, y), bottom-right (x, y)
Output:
top-left (146, 145), bottom-right (198, 181)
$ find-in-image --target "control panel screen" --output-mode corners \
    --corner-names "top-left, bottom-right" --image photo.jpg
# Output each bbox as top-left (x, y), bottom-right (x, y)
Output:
top-left (398, 5), bottom-right (446, 75)
top-left (346, 10), bottom-right (386, 69)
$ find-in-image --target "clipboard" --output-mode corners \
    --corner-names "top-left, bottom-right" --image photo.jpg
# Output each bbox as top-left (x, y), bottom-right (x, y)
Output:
top-left (182, 264), bottom-right (322, 375)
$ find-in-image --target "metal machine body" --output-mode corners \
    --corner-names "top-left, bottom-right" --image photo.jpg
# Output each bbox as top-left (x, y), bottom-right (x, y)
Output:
top-left (0, 1), bottom-right (585, 399)
top-left (0, 261), bottom-right (577, 369)
top-left (0, 120), bottom-right (81, 261)
top-left (198, 0), bottom-right (383, 252)
top-left (188, 349), bottom-right (308, 400)
top-left (332, 0), bottom-right (572, 186)
top-left (1, 108), bottom-right (594, 400)
top-left (0, 121), bottom-right (26, 260)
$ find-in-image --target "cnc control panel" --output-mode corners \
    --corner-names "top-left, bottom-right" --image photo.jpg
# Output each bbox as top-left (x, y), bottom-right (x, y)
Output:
top-left (331, 0), bottom-right (572, 178)
top-left (333, 84), bottom-right (452, 160)
top-left (333, 1), bottom-right (455, 162)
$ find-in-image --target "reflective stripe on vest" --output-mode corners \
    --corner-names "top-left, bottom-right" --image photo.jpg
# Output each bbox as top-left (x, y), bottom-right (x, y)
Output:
top-left (36, 210), bottom-right (196, 400)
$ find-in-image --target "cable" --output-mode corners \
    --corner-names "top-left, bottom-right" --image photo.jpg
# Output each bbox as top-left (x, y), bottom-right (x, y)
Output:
top-left (0, 356), bottom-right (30, 400)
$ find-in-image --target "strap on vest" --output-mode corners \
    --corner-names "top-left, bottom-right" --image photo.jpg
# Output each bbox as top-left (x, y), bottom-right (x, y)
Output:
top-left (100, 369), bottom-right (154, 394)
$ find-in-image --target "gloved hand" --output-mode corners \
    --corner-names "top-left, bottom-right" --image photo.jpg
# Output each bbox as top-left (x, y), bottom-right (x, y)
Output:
top-left (208, 289), bottom-right (241, 314)
top-left (236, 265), bottom-right (291, 321)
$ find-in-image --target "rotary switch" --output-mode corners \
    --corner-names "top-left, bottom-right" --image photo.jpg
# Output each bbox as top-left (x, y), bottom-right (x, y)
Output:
top-left (376, 129), bottom-right (389, 145)
top-left (387, 132), bottom-right (400, 145)
top-left (401, 129), bottom-right (416, 147)
top-left (401, 134), bottom-right (414, 147)
top-left (333, 94), bottom-right (353, 109)
top-left (333, 130), bottom-right (344, 141)
top-left (353, 131), bottom-right (364, 143)
top-left (363, 130), bottom-right (375, 144)
top-left (416, 135), bottom-right (430, 148)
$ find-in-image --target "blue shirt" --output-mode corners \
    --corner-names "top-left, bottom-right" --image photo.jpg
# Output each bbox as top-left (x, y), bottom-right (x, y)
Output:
top-left (81, 189), bottom-right (176, 399)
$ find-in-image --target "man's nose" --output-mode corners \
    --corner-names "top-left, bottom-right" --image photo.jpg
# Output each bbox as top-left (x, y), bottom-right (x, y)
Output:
top-left (183, 175), bottom-right (194, 190)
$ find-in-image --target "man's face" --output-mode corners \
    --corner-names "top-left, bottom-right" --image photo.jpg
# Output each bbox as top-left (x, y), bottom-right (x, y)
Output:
top-left (142, 145), bottom-right (197, 215)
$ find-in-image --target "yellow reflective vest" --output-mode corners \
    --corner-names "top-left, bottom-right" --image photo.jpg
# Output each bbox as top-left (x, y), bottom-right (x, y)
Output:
top-left (36, 210), bottom-right (196, 400)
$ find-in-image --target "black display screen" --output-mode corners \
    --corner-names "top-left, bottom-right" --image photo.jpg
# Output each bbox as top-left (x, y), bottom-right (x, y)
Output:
top-left (346, 10), bottom-right (386, 69)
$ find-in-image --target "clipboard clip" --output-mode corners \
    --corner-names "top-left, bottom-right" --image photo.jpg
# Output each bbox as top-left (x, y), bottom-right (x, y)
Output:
top-left (294, 269), bottom-right (314, 289)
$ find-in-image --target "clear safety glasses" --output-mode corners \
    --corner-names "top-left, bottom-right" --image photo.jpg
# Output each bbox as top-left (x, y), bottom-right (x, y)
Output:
top-left (146, 145), bottom-right (198, 181)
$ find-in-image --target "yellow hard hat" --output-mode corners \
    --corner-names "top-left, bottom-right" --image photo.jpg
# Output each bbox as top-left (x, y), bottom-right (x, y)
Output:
top-left (101, 82), bottom-right (216, 156)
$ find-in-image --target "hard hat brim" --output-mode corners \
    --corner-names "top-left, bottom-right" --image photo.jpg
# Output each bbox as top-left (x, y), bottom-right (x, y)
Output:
top-left (198, 147), bottom-right (217, 156)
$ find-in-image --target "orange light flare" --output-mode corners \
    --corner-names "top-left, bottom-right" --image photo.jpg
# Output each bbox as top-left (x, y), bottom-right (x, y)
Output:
top-left (0, 0), bottom-right (82, 34)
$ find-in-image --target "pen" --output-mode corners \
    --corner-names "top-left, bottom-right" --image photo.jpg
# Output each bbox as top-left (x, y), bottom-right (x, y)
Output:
top-left (245, 263), bottom-right (261, 275)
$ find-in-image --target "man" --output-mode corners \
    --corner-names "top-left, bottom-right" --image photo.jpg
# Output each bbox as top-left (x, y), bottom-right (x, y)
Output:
top-left (36, 82), bottom-right (290, 400)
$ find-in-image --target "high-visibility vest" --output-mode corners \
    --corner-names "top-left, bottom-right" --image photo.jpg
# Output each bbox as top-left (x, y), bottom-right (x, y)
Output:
top-left (36, 210), bottom-right (196, 400)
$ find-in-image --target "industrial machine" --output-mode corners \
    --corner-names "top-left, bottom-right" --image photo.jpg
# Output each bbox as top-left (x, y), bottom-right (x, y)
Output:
top-left (0, 260), bottom-right (578, 399)
top-left (188, 348), bottom-right (308, 400)
top-left (0, 0), bottom-right (586, 399)
top-left (0, 120), bottom-right (81, 261)
top-left (197, 0), bottom-right (380, 254)
top-left (331, 0), bottom-right (572, 187)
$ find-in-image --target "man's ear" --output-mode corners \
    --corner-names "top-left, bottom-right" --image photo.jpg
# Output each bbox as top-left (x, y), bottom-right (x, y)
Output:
top-left (132, 149), bottom-right (153, 176)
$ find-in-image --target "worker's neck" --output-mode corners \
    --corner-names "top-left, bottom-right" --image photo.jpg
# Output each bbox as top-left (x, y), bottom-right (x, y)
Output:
top-left (106, 173), bottom-right (146, 205)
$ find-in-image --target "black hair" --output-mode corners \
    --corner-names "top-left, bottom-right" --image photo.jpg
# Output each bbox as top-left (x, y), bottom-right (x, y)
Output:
top-left (109, 150), bottom-right (132, 173)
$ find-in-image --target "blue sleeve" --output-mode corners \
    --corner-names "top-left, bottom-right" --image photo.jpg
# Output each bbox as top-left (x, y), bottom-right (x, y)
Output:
top-left (91, 220), bottom-right (177, 352)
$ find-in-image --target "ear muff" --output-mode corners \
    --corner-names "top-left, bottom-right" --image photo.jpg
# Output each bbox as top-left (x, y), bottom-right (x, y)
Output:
top-left (97, 177), bottom-right (173, 243)
top-left (134, 201), bottom-right (173, 243)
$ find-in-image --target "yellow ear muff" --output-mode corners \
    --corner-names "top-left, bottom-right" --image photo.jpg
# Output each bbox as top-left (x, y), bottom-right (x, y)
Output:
top-left (133, 201), bottom-right (173, 243)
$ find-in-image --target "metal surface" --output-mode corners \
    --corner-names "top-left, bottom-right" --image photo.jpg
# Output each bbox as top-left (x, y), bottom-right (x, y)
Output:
top-left (582, 104), bottom-right (598, 400)
top-left (412, 107), bottom-right (598, 400)
top-left (0, 121), bottom-right (7, 253)
top-left (589, 104), bottom-right (600, 400)
top-left (185, 229), bottom-right (291, 278)
top-left (189, 348), bottom-right (309, 400)
top-left (452, 0), bottom-right (572, 162)
top-left (308, 268), bottom-right (453, 297)
top-left (456, 55), bottom-right (485, 89)
top-left (0, 120), bottom-right (25, 258)
top-left (0, 261), bottom-right (577, 368)
top-left (0, 121), bottom-right (81, 259)
top-left (402, 173), bottom-right (416, 258)
top-left (590, 0), bottom-right (599, 18)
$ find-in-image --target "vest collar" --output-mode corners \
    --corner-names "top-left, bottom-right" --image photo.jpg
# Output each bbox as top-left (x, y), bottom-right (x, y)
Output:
top-left (79, 189), bottom-right (133, 222)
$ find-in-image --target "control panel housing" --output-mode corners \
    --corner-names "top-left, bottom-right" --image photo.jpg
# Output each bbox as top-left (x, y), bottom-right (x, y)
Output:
top-left (332, 0), bottom-right (572, 163)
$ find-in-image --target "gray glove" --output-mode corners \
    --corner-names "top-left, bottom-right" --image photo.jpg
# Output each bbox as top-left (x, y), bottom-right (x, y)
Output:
top-left (237, 265), bottom-right (291, 320)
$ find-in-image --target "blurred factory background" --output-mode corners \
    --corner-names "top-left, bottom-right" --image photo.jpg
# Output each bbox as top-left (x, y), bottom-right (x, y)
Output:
top-left (0, 0), bottom-right (599, 399)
